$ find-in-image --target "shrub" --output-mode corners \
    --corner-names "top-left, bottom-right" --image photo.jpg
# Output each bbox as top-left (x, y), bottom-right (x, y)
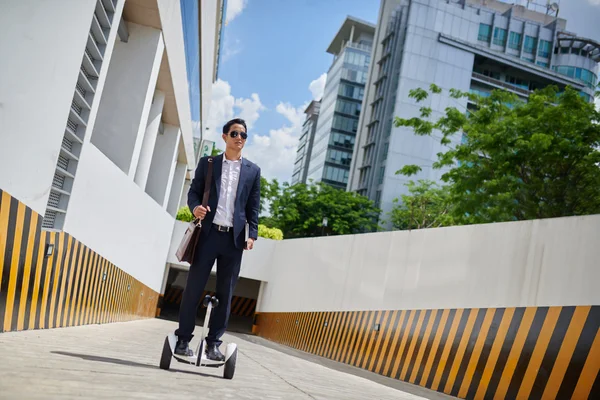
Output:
top-left (176, 206), bottom-right (194, 222)
top-left (258, 224), bottom-right (283, 240)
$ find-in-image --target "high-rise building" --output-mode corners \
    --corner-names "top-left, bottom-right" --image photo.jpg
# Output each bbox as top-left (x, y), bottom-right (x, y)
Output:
top-left (292, 100), bottom-right (321, 185)
top-left (303, 17), bottom-right (375, 189)
top-left (349, 0), bottom-right (599, 228)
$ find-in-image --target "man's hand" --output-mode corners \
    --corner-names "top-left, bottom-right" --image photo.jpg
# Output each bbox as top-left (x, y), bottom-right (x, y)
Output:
top-left (193, 205), bottom-right (211, 220)
top-left (245, 238), bottom-right (255, 250)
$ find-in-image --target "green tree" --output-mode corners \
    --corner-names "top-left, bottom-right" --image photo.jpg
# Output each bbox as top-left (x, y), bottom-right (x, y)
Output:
top-left (259, 177), bottom-right (281, 216)
top-left (268, 182), bottom-right (380, 238)
top-left (211, 146), bottom-right (222, 156)
top-left (395, 84), bottom-right (600, 224)
top-left (389, 180), bottom-right (455, 230)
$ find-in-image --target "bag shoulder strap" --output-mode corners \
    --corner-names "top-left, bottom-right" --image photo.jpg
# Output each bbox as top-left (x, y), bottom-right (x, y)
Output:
top-left (201, 157), bottom-right (214, 207)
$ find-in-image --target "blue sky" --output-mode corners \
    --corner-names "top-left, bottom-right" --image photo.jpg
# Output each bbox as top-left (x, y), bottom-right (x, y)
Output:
top-left (204, 0), bottom-right (599, 183)
top-left (204, 0), bottom-right (380, 182)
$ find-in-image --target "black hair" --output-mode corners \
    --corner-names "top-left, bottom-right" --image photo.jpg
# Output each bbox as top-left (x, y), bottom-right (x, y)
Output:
top-left (222, 118), bottom-right (247, 134)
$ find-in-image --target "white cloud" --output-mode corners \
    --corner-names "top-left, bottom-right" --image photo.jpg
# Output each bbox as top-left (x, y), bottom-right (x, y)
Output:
top-left (588, 0), bottom-right (600, 5)
top-left (205, 79), bottom-right (264, 148)
top-left (309, 73), bottom-right (327, 100)
top-left (204, 76), bottom-right (332, 182)
top-left (244, 102), bottom-right (309, 182)
top-left (225, 0), bottom-right (248, 24)
top-left (222, 37), bottom-right (242, 62)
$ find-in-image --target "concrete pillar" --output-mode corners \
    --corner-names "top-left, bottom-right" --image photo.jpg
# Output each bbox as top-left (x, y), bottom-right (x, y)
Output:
top-left (91, 22), bottom-right (164, 175)
top-left (134, 90), bottom-right (165, 190)
top-left (167, 161), bottom-right (187, 217)
top-left (349, 24), bottom-right (355, 43)
top-left (179, 178), bottom-right (191, 209)
top-left (146, 125), bottom-right (180, 207)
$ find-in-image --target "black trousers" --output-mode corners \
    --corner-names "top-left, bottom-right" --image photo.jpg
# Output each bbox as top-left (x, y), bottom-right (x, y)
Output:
top-left (175, 225), bottom-right (243, 346)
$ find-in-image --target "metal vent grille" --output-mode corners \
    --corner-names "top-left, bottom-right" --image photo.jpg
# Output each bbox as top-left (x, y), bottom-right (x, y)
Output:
top-left (48, 192), bottom-right (61, 208)
top-left (81, 66), bottom-right (95, 81)
top-left (67, 118), bottom-right (78, 132)
top-left (57, 155), bottom-right (69, 171)
top-left (75, 82), bottom-right (86, 97)
top-left (62, 136), bottom-right (74, 152)
top-left (52, 173), bottom-right (65, 189)
top-left (42, 210), bottom-right (57, 229)
top-left (90, 31), bottom-right (100, 47)
top-left (85, 48), bottom-right (97, 63)
top-left (71, 100), bottom-right (83, 115)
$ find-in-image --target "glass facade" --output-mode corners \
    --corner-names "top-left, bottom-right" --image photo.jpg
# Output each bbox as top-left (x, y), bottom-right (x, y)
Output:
top-left (509, 32), bottom-right (522, 50)
top-left (180, 0), bottom-right (201, 157)
top-left (306, 41), bottom-right (371, 188)
top-left (553, 66), bottom-right (598, 88)
top-left (523, 36), bottom-right (537, 54)
top-left (478, 24), bottom-right (491, 42)
top-left (493, 27), bottom-right (507, 46)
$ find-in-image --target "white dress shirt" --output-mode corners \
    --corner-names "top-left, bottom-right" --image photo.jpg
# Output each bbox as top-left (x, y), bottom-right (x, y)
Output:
top-left (213, 156), bottom-right (242, 227)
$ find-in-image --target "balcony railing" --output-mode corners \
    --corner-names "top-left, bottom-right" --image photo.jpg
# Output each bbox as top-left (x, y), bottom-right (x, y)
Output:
top-left (471, 72), bottom-right (530, 97)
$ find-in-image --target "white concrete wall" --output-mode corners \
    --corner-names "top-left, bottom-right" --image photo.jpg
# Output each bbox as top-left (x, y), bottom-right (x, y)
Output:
top-left (251, 215), bottom-right (600, 313)
top-left (64, 144), bottom-right (174, 292)
top-left (146, 125), bottom-right (180, 206)
top-left (0, 0), bottom-right (96, 214)
top-left (157, 0), bottom-right (196, 169)
top-left (200, 0), bottom-right (219, 135)
top-left (167, 161), bottom-right (187, 216)
top-left (134, 90), bottom-right (165, 190)
top-left (91, 22), bottom-right (164, 175)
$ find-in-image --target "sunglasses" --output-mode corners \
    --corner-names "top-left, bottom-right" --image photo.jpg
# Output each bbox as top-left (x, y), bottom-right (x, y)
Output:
top-left (229, 130), bottom-right (248, 140)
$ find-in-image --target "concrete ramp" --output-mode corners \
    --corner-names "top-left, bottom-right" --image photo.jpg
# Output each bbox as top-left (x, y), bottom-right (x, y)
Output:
top-left (0, 318), bottom-right (447, 399)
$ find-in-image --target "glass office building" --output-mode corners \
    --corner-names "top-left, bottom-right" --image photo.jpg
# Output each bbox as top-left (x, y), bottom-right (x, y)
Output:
top-left (349, 0), bottom-right (599, 228)
top-left (302, 17), bottom-right (375, 189)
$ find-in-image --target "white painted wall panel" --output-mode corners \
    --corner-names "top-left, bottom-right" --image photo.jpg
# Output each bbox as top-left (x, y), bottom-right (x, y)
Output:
top-left (156, 0), bottom-right (196, 169)
top-left (91, 22), bottom-right (163, 175)
top-left (64, 144), bottom-right (174, 292)
top-left (248, 215), bottom-right (600, 313)
top-left (0, 0), bottom-right (96, 214)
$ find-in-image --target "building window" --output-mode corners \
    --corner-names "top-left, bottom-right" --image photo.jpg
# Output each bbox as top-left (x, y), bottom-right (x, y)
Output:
top-left (327, 149), bottom-right (352, 166)
top-left (478, 23), bottom-right (492, 42)
top-left (493, 28), bottom-right (507, 46)
top-left (332, 115), bottom-right (358, 133)
top-left (553, 66), bottom-right (598, 88)
top-left (381, 142), bottom-right (389, 161)
top-left (378, 166), bottom-right (385, 184)
top-left (538, 40), bottom-right (551, 58)
top-left (324, 165), bottom-right (349, 184)
top-left (335, 99), bottom-right (361, 117)
top-left (522, 57), bottom-right (534, 63)
top-left (338, 83), bottom-right (365, 100)
top-left (523, 36), bottom-right (537, 54)
top-left (536, 61), bottom-right (548, 68)
top-left (508, 32), bottom-right (522, 50)
top-left (375, 190), bottom-right (382, 207)
top-left (329, 132), bottom-right (355, 149)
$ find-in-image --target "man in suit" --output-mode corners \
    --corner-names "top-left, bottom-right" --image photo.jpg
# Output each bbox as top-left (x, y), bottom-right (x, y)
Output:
top-left (174, 118), bottom-right (260, 361)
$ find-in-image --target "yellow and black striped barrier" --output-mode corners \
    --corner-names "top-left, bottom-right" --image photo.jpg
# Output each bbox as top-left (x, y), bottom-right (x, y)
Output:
top-left (256, 306), bottom-right (599, 399)
top-left (162, 286), bottom-right (257, 318)
top-left (0, 189), bottom-right (159, 333)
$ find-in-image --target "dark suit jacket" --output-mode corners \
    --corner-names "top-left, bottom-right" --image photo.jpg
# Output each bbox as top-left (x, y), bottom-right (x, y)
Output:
top-left (187, 153), bottom-right (261, 249)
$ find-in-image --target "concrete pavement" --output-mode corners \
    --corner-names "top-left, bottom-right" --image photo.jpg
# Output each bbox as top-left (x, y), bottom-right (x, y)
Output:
top-left (0, 318), bottom-right (449, 399)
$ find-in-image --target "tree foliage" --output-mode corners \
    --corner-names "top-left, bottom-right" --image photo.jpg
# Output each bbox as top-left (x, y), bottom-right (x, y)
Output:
top-left (389, 180), bottom-right (455, 230)
top-left (394, 84), bottom-right (600, 225)
top-left (262, 181), bottom-right (380, 238)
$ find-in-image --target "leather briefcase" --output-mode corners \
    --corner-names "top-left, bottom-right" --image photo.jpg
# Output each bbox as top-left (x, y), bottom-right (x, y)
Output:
top-left (175, 157), bottom-right (214, 263)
